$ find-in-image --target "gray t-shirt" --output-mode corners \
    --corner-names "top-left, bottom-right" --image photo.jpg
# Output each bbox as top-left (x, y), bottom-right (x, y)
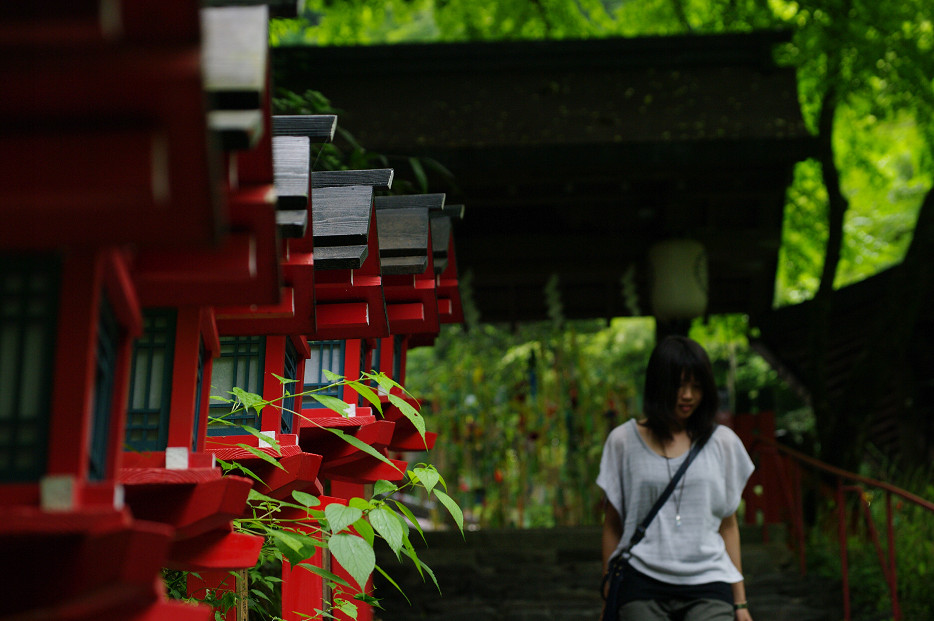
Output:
top-left (596, 419), bottom-right (754, 585)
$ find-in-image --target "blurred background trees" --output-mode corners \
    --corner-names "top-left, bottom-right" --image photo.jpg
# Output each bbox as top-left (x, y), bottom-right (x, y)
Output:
top-left (270, 0), bottom-right (933, 526)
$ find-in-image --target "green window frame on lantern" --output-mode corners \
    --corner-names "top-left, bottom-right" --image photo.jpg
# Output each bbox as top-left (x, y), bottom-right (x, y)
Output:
top-left (125, 309), bottom-right (176, 453)
top-left (208, 335), bottom-right (266, 435)
top-left (89, 295), bottom-right (119, 481)
top-left (0, 254), bottom-right (60, 483)
top-left (303, 340), bottom-right (345, 408)
top-left (280, 338), bottom-right (300, 434)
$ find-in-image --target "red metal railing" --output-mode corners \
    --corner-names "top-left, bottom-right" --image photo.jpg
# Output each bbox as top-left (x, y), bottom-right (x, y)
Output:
top-left (739, 418), bottom-right (934, 621)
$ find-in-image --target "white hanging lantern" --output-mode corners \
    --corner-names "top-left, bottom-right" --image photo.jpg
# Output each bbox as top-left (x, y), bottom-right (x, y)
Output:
top-left (648, 239), bottom-right (708, 321)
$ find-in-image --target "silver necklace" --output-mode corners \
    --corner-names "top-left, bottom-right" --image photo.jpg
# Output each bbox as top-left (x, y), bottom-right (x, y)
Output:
top-left (663, 447), bottom-right (687, 528)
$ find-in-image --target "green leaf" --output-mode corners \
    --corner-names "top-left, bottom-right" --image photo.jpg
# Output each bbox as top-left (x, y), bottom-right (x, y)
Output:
top-left (393, 500), bottom-right (426, 544)
top-left (328, 533), bottom-right (375, 591)
top-left (231, 387), bottom-right (267, 416)
top-left (348, 497), bottom-right (370, 512)
top-left (248, 489), bottom-right (282, 505)
top-left (325, 504), bottom-right (364, 534)
top-left (369, 506), bottom-right (406, 557)
top-left (374, 565), bottom-right (411, 605)
top-left (267, 528), bottom-right (322, 566)
top-left (319, 427), bottom-right (405, 477)
top-left (367, 371), bottom-right (399, 394)
top-left (409, 157), bottom-right (428, 192)
top-left (236, 443), bottom-right (287, 471)
top-left (292, 490), bottom-right (321, 508)
top-left (353, 516), bottom-right (375, 547)
top-left (322, 369), bottom-right (343, 382)
top-left (333, 598), bottom-right (358, 620)
top-left (272, 373), bottom-right (299, 385)
top-left (217, 459), bottom-right (265, 486)
top-left (352, 592), bottom-right (381, 608)
top-left (309, 393), bottom-right (355, 416)
top-left (346, 379), bottom-right (383, 414)
top-left (387, 393), bottom-right (426, 445)
top-left (433, 489), bottom-right (465, 535)
top-left (373, 480), bottom-right (398, 498)
top-left (237, 425), bottom-right (283, 454)
top-left (295, 562), bottom-right (350, 588)
top-left (401, 544), bottom-right (440, 593)
top-left (412, 466), bottom-right (440, 495)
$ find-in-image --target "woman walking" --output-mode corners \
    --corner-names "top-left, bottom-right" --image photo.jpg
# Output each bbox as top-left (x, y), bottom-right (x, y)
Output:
top-left (598, 336), bottom-right (754, 620)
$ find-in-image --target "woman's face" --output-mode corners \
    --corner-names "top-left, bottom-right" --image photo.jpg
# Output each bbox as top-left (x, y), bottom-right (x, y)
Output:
top-left (674, 373), bottom-right (703, 422)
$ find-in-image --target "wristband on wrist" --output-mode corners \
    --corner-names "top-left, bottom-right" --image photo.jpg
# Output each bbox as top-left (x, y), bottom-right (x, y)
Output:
top-left (733, 602), bottom-right (749, 610)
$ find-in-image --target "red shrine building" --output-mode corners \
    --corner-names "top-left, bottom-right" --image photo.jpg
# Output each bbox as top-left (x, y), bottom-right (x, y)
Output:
top-left (0, 2), bottom-right (463, 620)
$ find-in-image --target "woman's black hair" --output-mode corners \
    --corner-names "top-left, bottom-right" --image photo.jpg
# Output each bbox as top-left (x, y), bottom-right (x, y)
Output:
top-left (642, 335), bottom-right (719, 446)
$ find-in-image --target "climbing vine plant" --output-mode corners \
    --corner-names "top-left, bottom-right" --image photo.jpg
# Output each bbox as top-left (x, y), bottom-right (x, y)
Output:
top-left (166, 372), bottom-right (463, 620)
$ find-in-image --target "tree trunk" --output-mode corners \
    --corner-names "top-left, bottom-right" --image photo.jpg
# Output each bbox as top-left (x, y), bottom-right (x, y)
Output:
top-left (810, 81), bottom-right (855, 468)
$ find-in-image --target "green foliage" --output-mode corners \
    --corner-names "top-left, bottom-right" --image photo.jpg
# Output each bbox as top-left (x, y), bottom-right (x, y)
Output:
top-left (271, 0), bottom-right (934, 307)
top-left (806, 465), bottom-right (934, 619)
top-left (406, 314), bottom-right (800, 528)
top-left (271, 88), bottom-right (456, 196)
top-left (165, 373), bottom-right (463, 620)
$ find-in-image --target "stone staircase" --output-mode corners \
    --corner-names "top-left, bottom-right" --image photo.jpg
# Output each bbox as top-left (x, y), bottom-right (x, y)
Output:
top-left (373, 525), bottom-right (844, 620)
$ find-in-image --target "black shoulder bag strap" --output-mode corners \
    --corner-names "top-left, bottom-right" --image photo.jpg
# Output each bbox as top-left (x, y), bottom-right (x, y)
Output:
top-left (601, 441), bottom-right (703, 620)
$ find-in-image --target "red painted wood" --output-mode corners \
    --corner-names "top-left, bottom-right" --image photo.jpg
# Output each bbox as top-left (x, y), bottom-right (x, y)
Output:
top-left (259, 335), bottom-right (288, 431)
top-left (381, 243), bottom-right (440, 336)
top-left (132, 186), bottom-right (280, 307)
top-left (328, 482), bottom-right (374, 621)
top-left (0, 47), bottom-right (220, 249)
top-left (279, 496), bottom-right (346, 620)
top-left (120, 451), bottom-right (215, 470)
top-left (201, 307), bottom-right (222, 356)
top-left (437, 240), bottom-right (464, 325)
top-left (380, 398), bottom-right (436, 451)
top-left (122, 474), bottom-right (254, 539)
top-left (252, 452), bottom-right (324, 500)
top-left (166, 307), bottom-right (204, 448)
top-left (47, 252), bottom-right (101, 480)
top-left (342, 338), bottom-right (363, 406)
top-left (234, 73), bottom-right (274, 185)
top-left (205, 441), bottom-right (304, 459)
top-left (396, 336), bottom-right (409, 385)
top-left (314, 302), bottom-right (370, 331)
top-left (2, 510), bottom-right (172, 618)
top-left (309, 206), bottom-right (390, 341)
top-left (387, 302), bottom-right (425, 323)
top-left (322, 456), bottom-right (408, 484)
top-left (215, 249), bottom-right (317, 334)
top-left (0, 1), bottom-right (201, 47)
top-left (168, 527), bottom-right (263, 570)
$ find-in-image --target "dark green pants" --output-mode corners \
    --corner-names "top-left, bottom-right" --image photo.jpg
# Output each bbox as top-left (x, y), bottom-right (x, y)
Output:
top-left (618, 598), bottom-right (734, 620)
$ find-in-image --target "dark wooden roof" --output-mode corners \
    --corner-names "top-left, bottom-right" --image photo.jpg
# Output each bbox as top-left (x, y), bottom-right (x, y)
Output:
top-left (272, 114), bottom-right (337, 142)
top-left (430, 216), bottom-right (452, 273)
top-left (201, 6), bottom-right (268, 110)
top-left (376, 206), bottom-right (430, 275)
top-left (311, 184), bottom-right (373, 269)
top-left (210, 109), bottom-right (265, 150)
top-left (374, 194), bottom-right (446, 211)
top-left (312, 169), bottom-right (394, 190)
top-left (274, 31), bottom-right (816, 323)
top-left (272, 135), bottom-right (309, 237)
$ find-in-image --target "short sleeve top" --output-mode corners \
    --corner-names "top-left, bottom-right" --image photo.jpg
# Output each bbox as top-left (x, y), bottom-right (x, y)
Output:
top-left (596, 419), bottom-right (754, 585)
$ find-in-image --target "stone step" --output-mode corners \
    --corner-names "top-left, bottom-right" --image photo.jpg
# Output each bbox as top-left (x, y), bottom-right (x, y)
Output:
top-left (373, 526), bottom-right (843, 621)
